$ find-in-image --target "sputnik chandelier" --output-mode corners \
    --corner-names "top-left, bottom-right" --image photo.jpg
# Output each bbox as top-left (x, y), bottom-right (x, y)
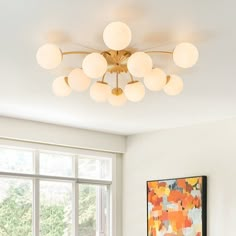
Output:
top-left (36, 21), bottom-right (199, 106)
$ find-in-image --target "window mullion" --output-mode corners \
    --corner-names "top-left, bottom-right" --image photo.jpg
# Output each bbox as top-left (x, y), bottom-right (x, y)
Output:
top-left (107, 185), bottom-right (111, 236)
top-left (72, 155), bottom-right (79, 236)
top-left (96, 186), bottom-right (101, 236)
top-left (97, 161), bottom-right (103, 236)
top-left (111, 155), bottom-right (116, 236)
top-left (33, 150), bottom-right (40, 236)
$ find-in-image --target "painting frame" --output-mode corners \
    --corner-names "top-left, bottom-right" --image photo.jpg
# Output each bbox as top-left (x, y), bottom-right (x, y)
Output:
top-left (147, 176), bottom-right (207, 236)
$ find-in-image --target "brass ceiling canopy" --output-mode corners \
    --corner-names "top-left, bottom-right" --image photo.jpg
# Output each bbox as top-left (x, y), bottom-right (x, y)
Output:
top-left (102, 50), bottom-right (131, 74)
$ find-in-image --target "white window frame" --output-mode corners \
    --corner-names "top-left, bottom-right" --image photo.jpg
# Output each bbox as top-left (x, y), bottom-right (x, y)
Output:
top-left (0, 138), bottom-right (116, 236)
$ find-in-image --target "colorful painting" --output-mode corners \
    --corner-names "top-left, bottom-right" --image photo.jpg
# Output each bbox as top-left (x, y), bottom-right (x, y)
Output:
top-left (147, 176), bottom-right (207, 236)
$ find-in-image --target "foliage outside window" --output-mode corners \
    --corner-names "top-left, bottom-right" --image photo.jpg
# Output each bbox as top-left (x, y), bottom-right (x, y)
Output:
top-left (0, 146), bottom-right (112, 236)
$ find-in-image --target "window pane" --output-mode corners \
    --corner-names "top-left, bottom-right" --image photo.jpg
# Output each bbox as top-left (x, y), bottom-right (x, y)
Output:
top-left (40, 181), bottom-right (72, 236)
top-left (0, 178), bottom-right (32, 236)
top-left (78, 156), bottom-right (112, 180)
top-left (79, 184), bottom-right (108, 236)
top-left (0, 147), bottom-right (33, 173)
top-left (40, 152), bottom-right (73, 177)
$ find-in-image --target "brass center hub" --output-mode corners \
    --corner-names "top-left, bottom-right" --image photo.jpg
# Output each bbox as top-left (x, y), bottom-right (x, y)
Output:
top-left (102, 50), bottom-right (131, 74)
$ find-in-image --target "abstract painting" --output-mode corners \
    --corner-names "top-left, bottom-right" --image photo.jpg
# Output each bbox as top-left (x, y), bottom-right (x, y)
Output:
top-left (147, 176), bottom-right (207, 236)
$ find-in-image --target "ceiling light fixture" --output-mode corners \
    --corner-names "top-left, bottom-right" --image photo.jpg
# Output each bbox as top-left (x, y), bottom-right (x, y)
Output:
top-left (36, 21), bottom-right (199, 106)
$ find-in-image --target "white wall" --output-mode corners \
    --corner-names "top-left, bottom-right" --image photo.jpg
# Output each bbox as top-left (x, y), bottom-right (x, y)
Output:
top-left (123, 119), bottom-right (236, 236)
top-left (0, 117), bottom-right (126, 153)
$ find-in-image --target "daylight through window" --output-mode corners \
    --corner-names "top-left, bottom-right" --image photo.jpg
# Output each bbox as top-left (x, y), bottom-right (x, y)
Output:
top-left (0, 145), bottom-right (112, 236)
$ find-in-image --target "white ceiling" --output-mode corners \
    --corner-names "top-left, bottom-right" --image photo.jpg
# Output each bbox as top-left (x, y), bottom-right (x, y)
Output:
top-left (0, 0), bottom-right (236, 135)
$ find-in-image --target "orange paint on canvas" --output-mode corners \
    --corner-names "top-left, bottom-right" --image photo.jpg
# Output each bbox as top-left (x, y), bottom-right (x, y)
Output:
top-left (148, 190), bottom-right (154, 202)
top-left (159, 211), bottom-right (168, 221)
top-left (168, 190), bottom-right (183, 203)
top-left (148, 217), bottom-right (154, 229)
top-left (151, 195), bottom-right (162, 206)
top-left (182, 194), bottom-right (194, 209)
top-left (184, 217), bottom-right (192, 228)
top-left (186, 183), bottom-right (193, 193)
top-left (177, 179), bottom-right (186, 189)
top-left (158, 182), bottom-right (167, 187)
top-left (193, 196), bottom-right (201, 208)
top-left (148, 181), bottom-right (158, 189)
top-left (152, 205), bottom-right (162, 211)
top-left (151, 228), bottom-right (156, 236)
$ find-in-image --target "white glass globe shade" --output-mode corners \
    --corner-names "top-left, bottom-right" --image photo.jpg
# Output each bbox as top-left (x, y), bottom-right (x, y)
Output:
top-left (173, 43), bottom-right (199, 68)
top-left (68, 68), bottom-right (91, 92)
top-left (52, 76), bottom-right (72, 97)
top-left (82, 53), bottom-right (107, 79)
top-left (90, 82), bottom-right (110, 102)
top-left (36, 44), bottom-right (62, 69)
top-left (108, 92), bottom-right (127, 106)
top-left (163, 74), bottom-right (183, 96)
top-left (103, 21), bottom-right (132, 50)
top-left (124, 81), bottom-right (145, 102)
top-left (144, 68), bottom-right (167, 91)
top-left (127, 52), bottom-right (153, 78)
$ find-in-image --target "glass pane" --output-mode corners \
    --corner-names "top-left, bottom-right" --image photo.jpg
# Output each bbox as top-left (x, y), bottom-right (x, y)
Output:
top-left (0, 178), bottom-right (32, 236)
top-left (40, 181), bottom-right (72, 236)
top-left (79, 184), bottom-right (108, 236)
top-left (78, 156), bottom-right (112, 180)
top-left (0, 147), bottom-right (33, 173)
top-left (40, 152), bottom-right (73, 177)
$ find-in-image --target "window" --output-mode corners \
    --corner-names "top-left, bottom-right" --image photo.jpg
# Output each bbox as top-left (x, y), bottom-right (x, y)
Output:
top-left (40, 181), bottom-right (73, 235)
top-left (0, 178), bottom-right (32, 235)
top-left (78, 184), bottom-right (108, 236)
top-left (0, 145), bottom-right (113, 236)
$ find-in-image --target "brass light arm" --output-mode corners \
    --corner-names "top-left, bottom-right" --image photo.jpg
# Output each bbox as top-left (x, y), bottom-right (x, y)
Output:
top-left (111, 73), bottom-right (123, 96)
top-left (62, 50), bottom-right (172, 56)
top-left (145, 50), bottom-right (173, 55)
top-left (123, 51), bottom-right (132, 57)
top-left (129, 73), bottom-right (134, 82)
top-left (62, 51), bottom-right (93, 55)
top-left (102, 73), bottom-right (107, 82)
top-left (101, 51), bottom-right (112, 56)
top-left (116, 73), bottom-right (119, 88)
